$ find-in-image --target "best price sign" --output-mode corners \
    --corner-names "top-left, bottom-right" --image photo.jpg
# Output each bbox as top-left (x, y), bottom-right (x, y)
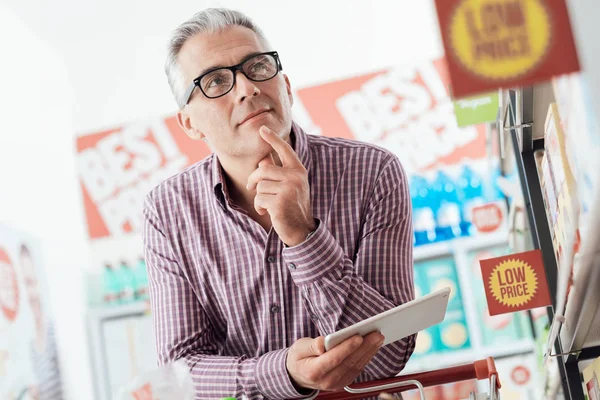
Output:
top-left (480, 249), bottom-right (551, 315)
top-left (76, 116), bottom-right (210, 239)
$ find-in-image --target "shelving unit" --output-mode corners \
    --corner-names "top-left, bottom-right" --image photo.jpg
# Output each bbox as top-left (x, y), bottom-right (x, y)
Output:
top-left (407, 230), bottom-right (537, 380)
top-left (507, 85), bottom-right (600, 399)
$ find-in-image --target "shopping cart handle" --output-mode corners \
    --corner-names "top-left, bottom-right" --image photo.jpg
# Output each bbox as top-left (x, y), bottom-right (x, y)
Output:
top-left (315, 357), bottom-right (501, 400)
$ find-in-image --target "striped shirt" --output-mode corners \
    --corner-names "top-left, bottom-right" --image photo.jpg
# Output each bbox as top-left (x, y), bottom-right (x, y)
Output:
top-left (143, 122), bottom-right (415, 400)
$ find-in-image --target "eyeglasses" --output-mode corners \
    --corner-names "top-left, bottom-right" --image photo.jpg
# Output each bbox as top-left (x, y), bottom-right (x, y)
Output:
top-left (180, 51), bottom-right (282, 107)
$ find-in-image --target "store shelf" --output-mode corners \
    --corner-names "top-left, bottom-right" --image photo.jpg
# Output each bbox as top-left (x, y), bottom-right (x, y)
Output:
top-left (403, 339), bottom-right (536, 374)
top-left (414, 231), bottom-right (509, 262)
top-left (88, 301), bottom-right (150, 321)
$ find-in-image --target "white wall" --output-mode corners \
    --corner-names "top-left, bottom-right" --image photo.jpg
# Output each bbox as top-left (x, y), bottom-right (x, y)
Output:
top-left (1, 1), bottom-right (444, 399)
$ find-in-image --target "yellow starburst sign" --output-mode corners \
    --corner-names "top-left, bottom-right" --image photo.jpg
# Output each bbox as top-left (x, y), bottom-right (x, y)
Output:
top-left (480, 250), bottom-right (551, 316)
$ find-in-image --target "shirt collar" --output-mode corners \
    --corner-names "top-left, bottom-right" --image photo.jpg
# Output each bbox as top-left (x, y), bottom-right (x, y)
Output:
top-left (212, 121), bottom-right (312, 207)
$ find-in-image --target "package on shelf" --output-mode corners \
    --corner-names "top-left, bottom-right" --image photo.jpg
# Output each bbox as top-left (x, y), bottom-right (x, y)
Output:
top-left (413, 266), bottom-right (441, 357)
top-left (552, 73), bottom-right (600, 226)
top-left (414, 258), bottom-right (471, 354)
top-left (583, 356), bottom-right (600, 400)
top-left (492, 354), bottom-right (544, 400)
top-left (544, 103), bottom-right (581, 266)
top-left (411, 159), bottom-right (506, 246)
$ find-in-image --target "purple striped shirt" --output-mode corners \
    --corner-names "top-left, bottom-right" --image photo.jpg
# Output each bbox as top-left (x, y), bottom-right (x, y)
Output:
top-left (143, 122), bottom-right (415, 399)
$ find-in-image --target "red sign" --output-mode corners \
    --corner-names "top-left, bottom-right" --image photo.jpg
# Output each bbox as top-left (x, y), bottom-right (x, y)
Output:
top-left (480, 249), bottom-right (552, 315)
top-left (511, 365), bottom-right (531, 386)
top-left (472, 201), bottom-right (505, 233)
top-left (296, 58), bottom-right (489, 177)
top-left (434, 0), bottom-right (580, 98)
top-left (0, 247), bottom-right (19, 322)
top-left (76, 116), bottom-right (210, 239)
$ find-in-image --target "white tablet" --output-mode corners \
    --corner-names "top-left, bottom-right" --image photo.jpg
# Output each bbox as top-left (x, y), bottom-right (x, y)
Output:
top-left (324, 287), bottom-right (451, 351)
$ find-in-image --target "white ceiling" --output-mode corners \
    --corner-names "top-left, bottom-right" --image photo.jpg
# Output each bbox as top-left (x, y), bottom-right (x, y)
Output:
top-left (3, 0), bottom-right (444, 133)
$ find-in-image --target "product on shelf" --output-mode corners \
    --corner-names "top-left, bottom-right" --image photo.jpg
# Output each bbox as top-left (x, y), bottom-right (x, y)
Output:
top-left (119, 261), bottom-right (137, 304)
top-left (544, 103), bottom-right (580, 266)
top-left (134, 258), bottom-right (149, 301)
top-left (410, 160), bottom-right (506, 246)
top-left (411, 174), bottom-right (437, 246)
top-left (583, 356), bottom-right (600, 400)
top-left (493, 354), bottom-right (543, 400)
top-left (415, 258), bottom-right (472, 353)
top-left (413, 265), bottom-right (440, 357)
top-left (457, 164), bottom-right (485, 236)
top-left (433, 170), bottom-right (463, 241)
top-left (103, 263), bottom-right (121, 305)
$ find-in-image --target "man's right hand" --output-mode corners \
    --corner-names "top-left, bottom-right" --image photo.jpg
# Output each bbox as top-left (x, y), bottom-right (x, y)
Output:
top-left (286, 331), bottom-right (385, 392)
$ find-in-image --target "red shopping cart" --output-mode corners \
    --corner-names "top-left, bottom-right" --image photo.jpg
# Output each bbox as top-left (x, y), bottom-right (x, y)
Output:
top-left (315, 357), bottom-right (501, 400)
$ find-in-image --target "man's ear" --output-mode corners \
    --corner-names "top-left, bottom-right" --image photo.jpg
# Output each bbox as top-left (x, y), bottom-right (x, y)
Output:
top-left (177, 109), bottom-right (204, 141)
top-left (284, 74), bottom-right (294, 107)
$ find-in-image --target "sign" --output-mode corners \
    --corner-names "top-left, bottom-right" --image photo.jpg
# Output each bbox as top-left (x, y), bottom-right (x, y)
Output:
top-left (76, 116), bottom-right (210, 240)
top-left (0, 225), bottom-right (63, 399)
top-left (434, 0), bottom-right (580, 98)
top-left (479, 249), bottom-right (551, 315)
top-left (453, 91), bottom-right (499, 127)
top-left (511, 365), bottom-right (531, 386)
top-left (472, 201), bottom-right (506, 233)
top-left (0, 248), bottom-right (19, 322)
top-left (296, 58), bottom-right (489, 177)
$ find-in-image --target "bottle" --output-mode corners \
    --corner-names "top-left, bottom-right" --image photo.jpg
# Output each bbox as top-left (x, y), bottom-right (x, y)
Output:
top-left (134, 257), bottom-right (149, 301)
top-left (457, 164), bottom-right (485, 236)
top-left (102, 263), bottom-right (120, 306)
top-left (119, 261), bottom-right (137, 304)
top-left (432, 170), bottom-right (462, 241)
top-left (410, 175), bottom-right (436, 245)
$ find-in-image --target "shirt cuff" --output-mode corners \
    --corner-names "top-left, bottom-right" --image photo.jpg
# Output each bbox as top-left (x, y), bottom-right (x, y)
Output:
top-left (282, 219), bottom-right (345, 286)
top-left (255, 348), bottom-right (318, 399)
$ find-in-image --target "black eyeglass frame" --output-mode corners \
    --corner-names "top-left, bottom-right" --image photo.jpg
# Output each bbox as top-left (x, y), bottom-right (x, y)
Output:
top-left (179, 51), bottom-right (283, 108)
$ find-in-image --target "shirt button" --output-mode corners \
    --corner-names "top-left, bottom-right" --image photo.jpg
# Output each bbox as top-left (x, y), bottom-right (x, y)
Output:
top-left (289, 263), bottom-right (297, 270)
top-left (267, 256), bottom-right (276, 263)
top-left (270, 304), bottom-right (280, 314)
top-left (310, 313), bottom-right (319, 321)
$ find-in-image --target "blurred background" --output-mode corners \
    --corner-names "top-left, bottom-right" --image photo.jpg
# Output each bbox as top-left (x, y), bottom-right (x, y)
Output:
top-left (1, 0), bottom-right (599, 399)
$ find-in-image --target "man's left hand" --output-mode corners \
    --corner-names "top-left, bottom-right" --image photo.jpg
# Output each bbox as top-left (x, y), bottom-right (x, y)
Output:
top-left (246, 125), bottom-right (316, 247)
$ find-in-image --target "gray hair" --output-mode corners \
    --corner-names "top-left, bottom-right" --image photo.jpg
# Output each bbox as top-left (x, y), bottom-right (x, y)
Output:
top-left (165, 8), bottom-right (271, 108)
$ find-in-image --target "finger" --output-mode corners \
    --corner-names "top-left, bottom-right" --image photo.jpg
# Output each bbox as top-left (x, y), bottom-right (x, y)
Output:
top-left (292, 337), bottom-right (326, 359)
top-left (259, 125), bottom-right (302, 169)
top-left (336, 337), bottom-right (384, 387)
top-left (246, 165), bottom-right (286, 191)
top-left (314, 335), bottom-right (363, 375)
top-left (256, 180), bottom-right (280, 195)
top-left (254, 193), bottom-right (275, 216)
top-left (324, 332), bottom-right (384, 387)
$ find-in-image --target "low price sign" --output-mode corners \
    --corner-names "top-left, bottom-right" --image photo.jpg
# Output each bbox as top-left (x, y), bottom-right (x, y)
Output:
top-left (435, 0), bottom-right (580, 98)
top-left (480, 249), bottom-right (551, 315)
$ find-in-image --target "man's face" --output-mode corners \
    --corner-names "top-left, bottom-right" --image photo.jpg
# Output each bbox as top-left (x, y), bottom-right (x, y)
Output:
top-left (177, 26), bottom-right (294, 162)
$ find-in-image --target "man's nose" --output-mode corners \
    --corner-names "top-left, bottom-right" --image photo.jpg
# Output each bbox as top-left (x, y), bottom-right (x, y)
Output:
top-left (234, 71), bottom-right (260, 103)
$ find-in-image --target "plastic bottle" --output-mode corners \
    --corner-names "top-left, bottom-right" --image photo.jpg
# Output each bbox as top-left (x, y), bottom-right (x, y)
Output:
top-left (102, 263), bottom-right (121, 306)
top-left (410, 175), bottom-right (437, 245)
top-left (119, 261), bottom-right (137, 304)
top-left (432, 170), bottom-right (462, 241)
top-left (134, 257), bottom-right (149, 301)
top-left (457, 164), bottom-right (485, 236)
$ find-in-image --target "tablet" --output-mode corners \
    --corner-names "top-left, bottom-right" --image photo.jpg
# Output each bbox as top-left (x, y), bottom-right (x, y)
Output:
top-left (324, 287), bottom-right (451, 351)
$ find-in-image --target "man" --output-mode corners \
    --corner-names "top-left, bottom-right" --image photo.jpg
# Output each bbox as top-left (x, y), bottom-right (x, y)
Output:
top-left (143, 8), bottom-right (415, 400)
